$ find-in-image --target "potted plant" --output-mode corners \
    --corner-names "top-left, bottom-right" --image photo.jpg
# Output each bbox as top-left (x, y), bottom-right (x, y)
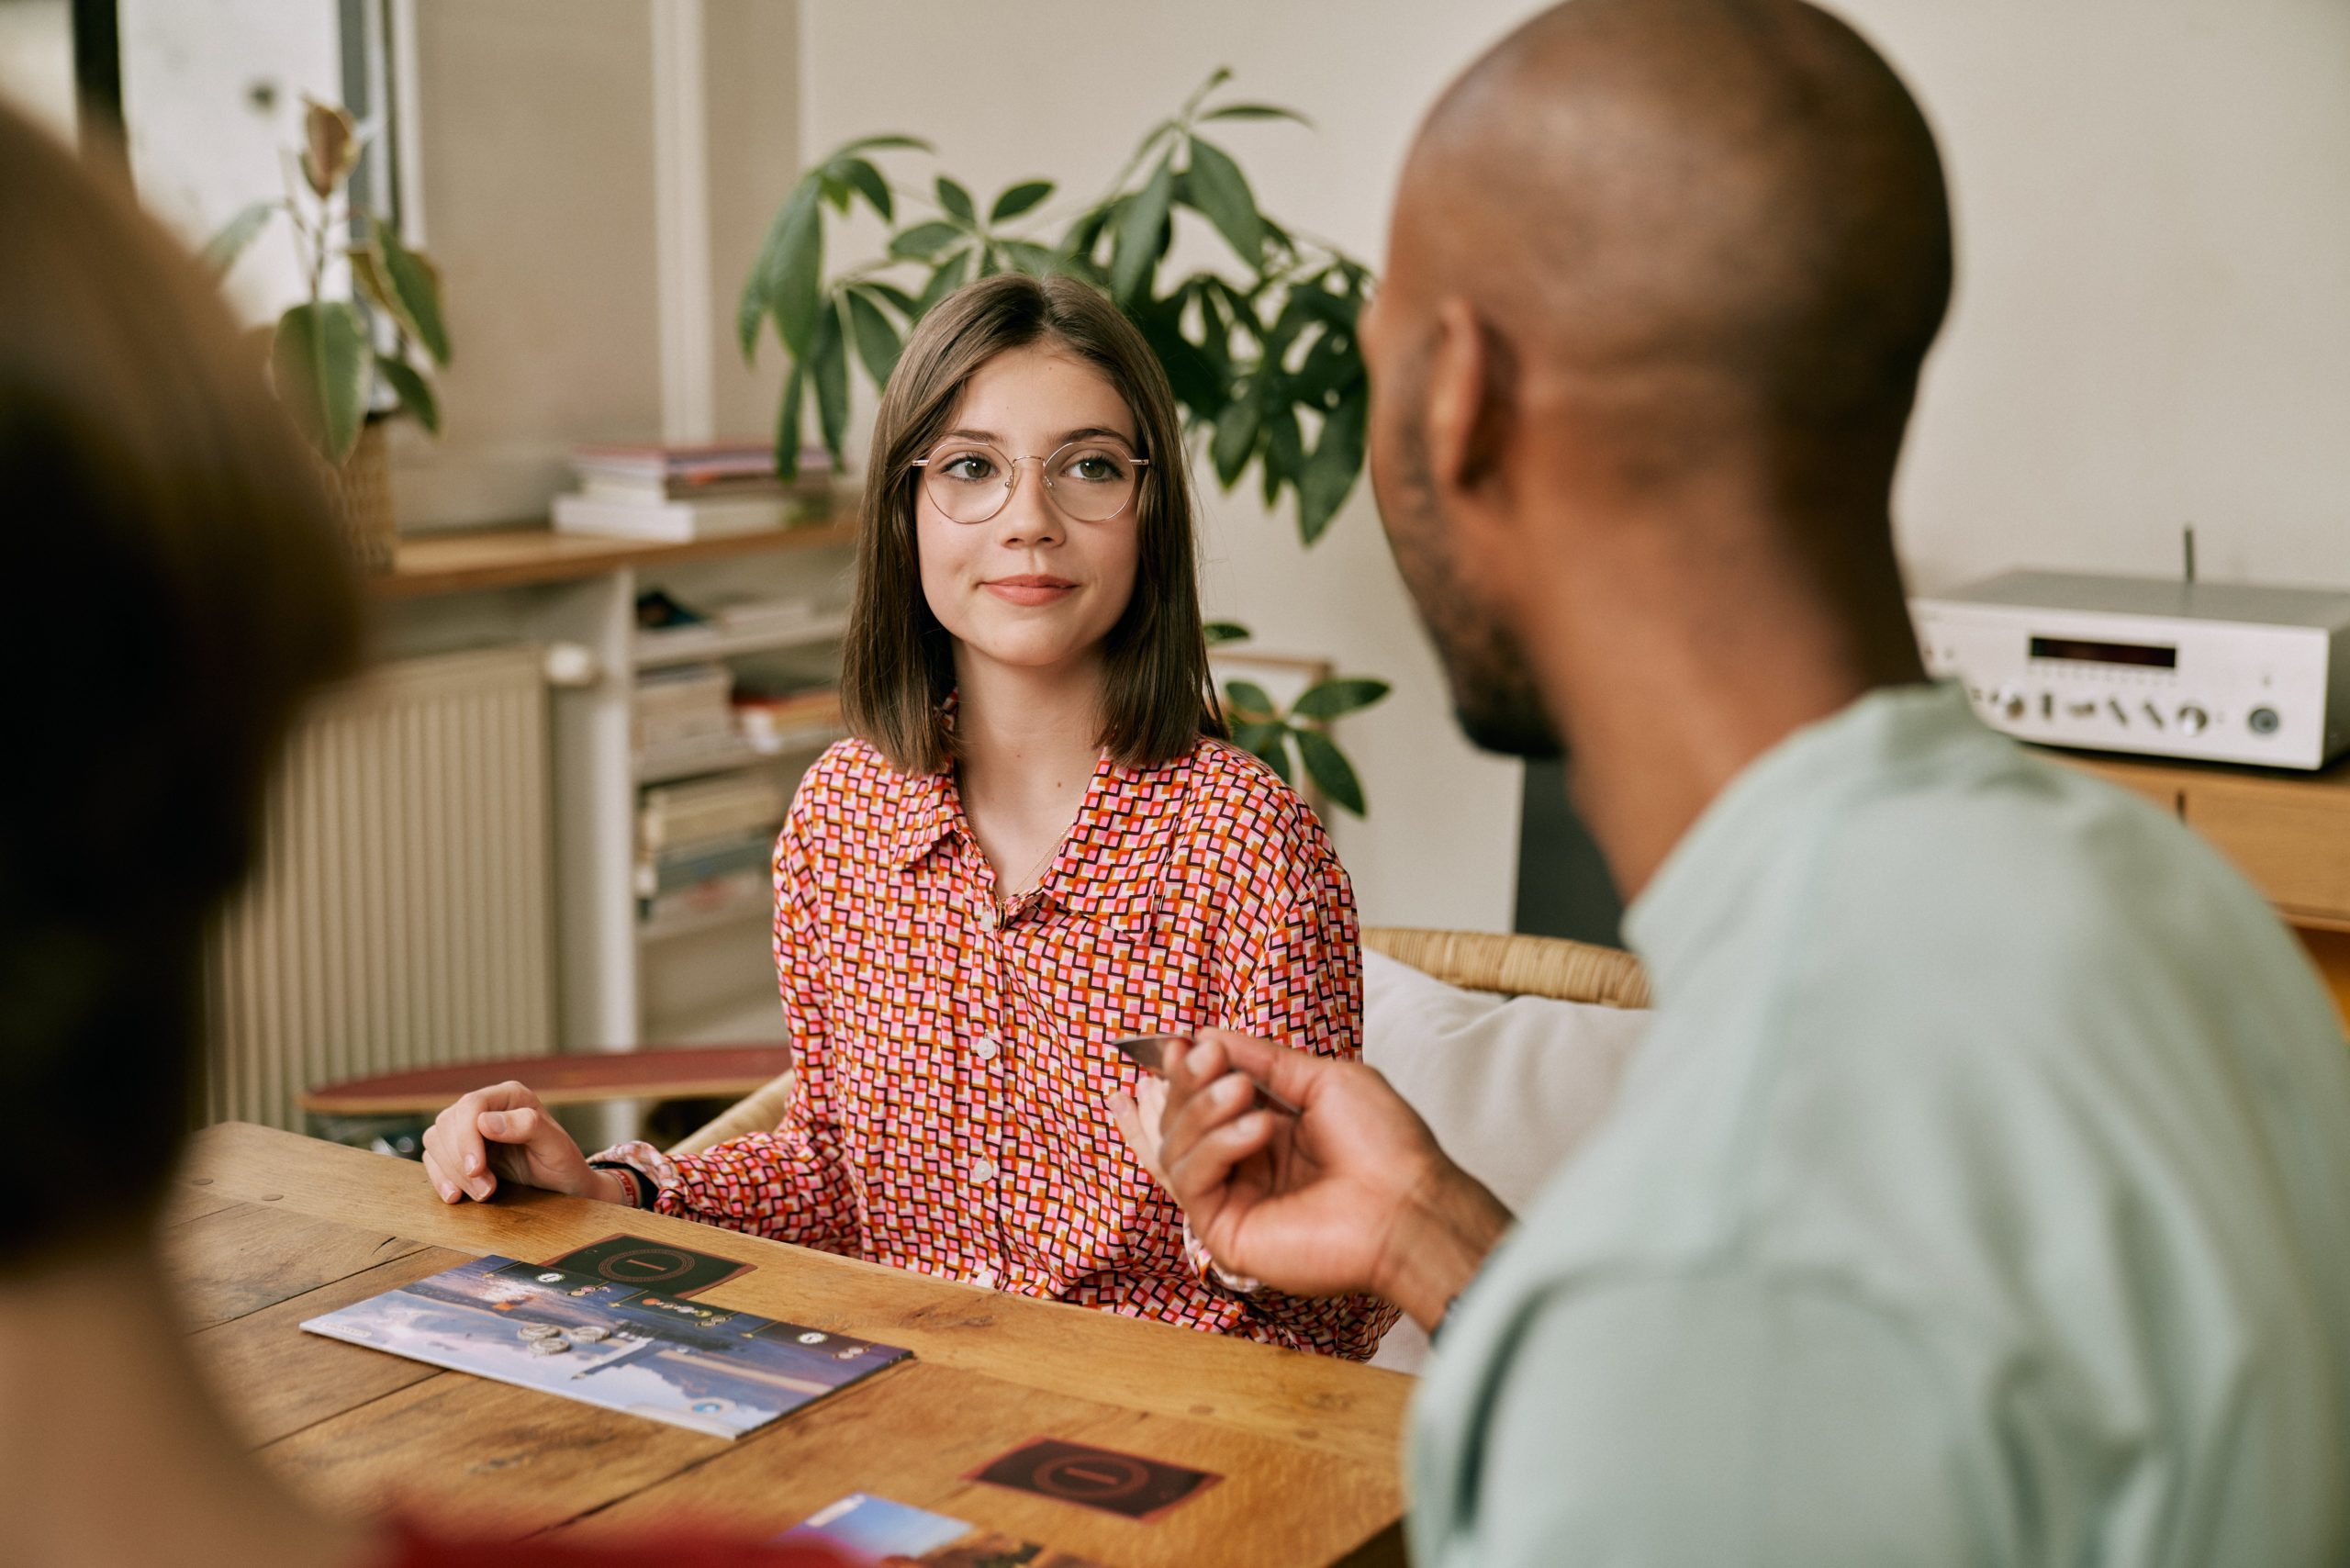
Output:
top-left (204, 97), bottom-right (450, 572)
top-left (737, 71), bottom-right (1391, 812)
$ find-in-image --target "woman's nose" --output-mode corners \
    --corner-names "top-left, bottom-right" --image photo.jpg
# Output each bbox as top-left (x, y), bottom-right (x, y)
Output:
top-left (992, 460), bottom-right (1063, 546)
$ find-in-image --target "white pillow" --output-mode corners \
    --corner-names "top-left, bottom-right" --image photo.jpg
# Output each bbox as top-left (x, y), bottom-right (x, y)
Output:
top-left (1361, 946), bottom-right (1648, 1373)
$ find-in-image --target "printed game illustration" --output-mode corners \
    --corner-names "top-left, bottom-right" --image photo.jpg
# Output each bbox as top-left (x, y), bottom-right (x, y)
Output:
top-left (777, 1493), bottom-right (1115, 1567)
top-left (300, 1254), bottom-right (910, 1439)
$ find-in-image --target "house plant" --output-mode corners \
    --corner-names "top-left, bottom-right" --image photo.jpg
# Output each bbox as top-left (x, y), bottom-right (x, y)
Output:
top-left (204, 97), bottom-right (451, 571)
top-left (736, 71), bottom-right (1391, 812)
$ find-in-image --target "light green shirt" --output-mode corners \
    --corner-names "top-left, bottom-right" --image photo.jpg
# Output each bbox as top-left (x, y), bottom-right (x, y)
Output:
top-left (1408, 684), bottom-right (2350, 1566)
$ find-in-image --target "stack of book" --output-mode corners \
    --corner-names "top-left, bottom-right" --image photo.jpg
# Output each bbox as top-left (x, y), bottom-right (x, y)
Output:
top-left (636, 770), bottom-right (789, 922)
top-left (554, 441), bottom-right (834, 542)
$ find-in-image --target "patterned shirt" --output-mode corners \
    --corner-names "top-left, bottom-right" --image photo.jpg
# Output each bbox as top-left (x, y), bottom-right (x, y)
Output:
top-left (599, 734), bottom-right (1398, 1361)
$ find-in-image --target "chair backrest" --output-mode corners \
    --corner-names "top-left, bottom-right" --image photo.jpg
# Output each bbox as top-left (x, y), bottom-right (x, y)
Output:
top-left (1362, 925), bottom-right (1651, 1009)
top-left (667, 926), bottom-right (1653, 1157)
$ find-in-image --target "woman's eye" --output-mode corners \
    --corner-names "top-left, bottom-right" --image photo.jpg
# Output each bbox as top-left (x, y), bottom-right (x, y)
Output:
top-left (940, 454), bottom-right (999, 482)
top-left (1065, 454), bottom-right (1122, 482)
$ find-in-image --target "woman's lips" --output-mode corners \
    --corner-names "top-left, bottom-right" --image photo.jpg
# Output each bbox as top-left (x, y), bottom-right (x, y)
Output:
top-left (983, 576), bottom-right (1079, 607)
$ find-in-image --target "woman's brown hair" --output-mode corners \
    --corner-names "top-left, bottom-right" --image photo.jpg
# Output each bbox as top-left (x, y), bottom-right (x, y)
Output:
top-left (840, 272), bottom-right (1224, 775)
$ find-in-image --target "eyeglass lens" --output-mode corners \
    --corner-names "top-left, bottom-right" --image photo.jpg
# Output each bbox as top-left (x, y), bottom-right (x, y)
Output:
top-left (921, 439), bottom-right (1141, 524)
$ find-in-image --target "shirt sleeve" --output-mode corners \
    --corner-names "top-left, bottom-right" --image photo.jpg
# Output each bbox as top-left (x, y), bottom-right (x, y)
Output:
top-left (589, 807), bottom-right (861, 1253)
top-left (1201, 794), bottom-right (1402, 1361)
top-left (1428, 1271), bottom-right (1983, 1568)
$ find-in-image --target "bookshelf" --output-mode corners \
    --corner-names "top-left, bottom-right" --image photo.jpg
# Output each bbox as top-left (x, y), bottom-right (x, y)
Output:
top-left (375, 520), bottom-right (856, 1077)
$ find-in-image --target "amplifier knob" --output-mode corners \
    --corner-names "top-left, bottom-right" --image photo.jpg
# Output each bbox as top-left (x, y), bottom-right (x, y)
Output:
top-left (2177, 704), bottom-right (2210, 735)
top-left (2249, 707), bottom-right (2281, 736)
top-left (2001, 690), bottom-right (2029, 722)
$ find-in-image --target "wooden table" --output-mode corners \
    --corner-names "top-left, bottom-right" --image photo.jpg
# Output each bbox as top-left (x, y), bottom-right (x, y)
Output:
top-left (168, 1124), bottom-right (1409, 1567)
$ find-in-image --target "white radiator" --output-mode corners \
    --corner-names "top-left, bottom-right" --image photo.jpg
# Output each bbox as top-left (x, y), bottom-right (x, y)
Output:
top-left (203, 644), bottom-right (556, 1129)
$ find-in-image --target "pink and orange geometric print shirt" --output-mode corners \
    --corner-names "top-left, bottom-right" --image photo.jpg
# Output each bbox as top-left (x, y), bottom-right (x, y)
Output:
top-left (599, 734), bottom-right (1398, 1361)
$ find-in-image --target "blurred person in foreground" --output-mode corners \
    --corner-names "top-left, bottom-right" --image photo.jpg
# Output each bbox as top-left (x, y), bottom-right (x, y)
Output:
top-left (0, 103), bottom-right (841, 1568)
top-left (1116, 1), bottom-right (2350, 1562)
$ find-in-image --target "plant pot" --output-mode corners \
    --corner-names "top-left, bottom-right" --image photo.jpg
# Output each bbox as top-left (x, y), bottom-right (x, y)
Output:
top-left (317, 420), bottom-right (397, 574)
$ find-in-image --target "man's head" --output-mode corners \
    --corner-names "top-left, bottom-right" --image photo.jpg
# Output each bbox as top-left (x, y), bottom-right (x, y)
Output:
top-left (1361, 0), bottom-right (1953, 757)
top-left (0, 106), bottom-right (362, 1270)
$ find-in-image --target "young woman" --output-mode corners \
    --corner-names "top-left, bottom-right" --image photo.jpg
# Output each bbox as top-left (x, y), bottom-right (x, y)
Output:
top-left (423, 274), bottom-right (1396, 1360)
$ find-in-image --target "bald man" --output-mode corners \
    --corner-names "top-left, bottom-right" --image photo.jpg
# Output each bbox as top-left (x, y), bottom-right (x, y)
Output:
top-left (1113, 2), bottom-right (2350, 1562)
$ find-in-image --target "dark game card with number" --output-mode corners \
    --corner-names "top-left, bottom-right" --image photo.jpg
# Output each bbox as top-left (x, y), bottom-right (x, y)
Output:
top-left (549, 1233), bottom-right (752, 1298)
top-left (968, 1437), bottom-right (1222, 1520)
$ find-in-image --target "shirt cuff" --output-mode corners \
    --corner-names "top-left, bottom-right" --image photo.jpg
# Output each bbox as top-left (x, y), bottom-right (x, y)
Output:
top-left (587, 1139), bottom-right (685, 1209)
top-left (1181, 1217), bottom-right (1265, 1297)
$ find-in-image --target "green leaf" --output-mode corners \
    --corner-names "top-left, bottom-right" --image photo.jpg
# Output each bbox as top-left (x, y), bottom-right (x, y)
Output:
top-left (753, 180), bottom-right (825, 357)
top-left (1061, 202), bottom-right (1114, 263)
top-left (811, 300), bottom-right (849, 464)
top-left (1203, 621), bottom-right (1250, 645)
top-left (999, 240), bottom-right (1064, 277)
top-left (1181, 137), bottom-right (1263, 268)
top-left (736, 267), bottom-right (769, 362)
top-left (774, 358), bottom-right (807, 481)
top-left (1224, 679), bottom-right (1280, 722)
top-left (374, 352), bottom-right (439, 435)
top-left (1110, 153), bottom-right (1175, 303)
top-left (888, 220), bottom-right (965, 262)
top-left (1210, 391), bottom-right (1260, 487)
top-left (864, 281), bottom-right (922, 319)
top-left (830, 133), bottom-right (931, 157)
top-left (273, 301), bottom-right (371, 465)
top-left (1235, 721), bottom-right (1294, 785)
top-left (1292, 677), bottom-right (1390, 720)
top-left (1295, 727), bottom-right (1366, 815)
top-left (935, 175), bottom-right (976, 224)
top-left (845, 287), bottom-right (902, 386)
top-left (1297, 393), bottom-right (1366, 543)
top-left (972, 243), bottom-right (1002, 279)
top-left (831, 156), bottom-right (892, 222)
top-left (1200, 102), bottom-right (1313, 127)
top-left (1262, 404), bottom-right (1303, 507)
top-left (916, 247), bottom-right (973, 314)
top-left (200, 200), bottom-right (275, 280)
top-left (820, 174), bottom-right (853, 215)
top-left (374, 227), bottom-right (451, 365)
top-left (990, 179), bottom-right (1055, 223)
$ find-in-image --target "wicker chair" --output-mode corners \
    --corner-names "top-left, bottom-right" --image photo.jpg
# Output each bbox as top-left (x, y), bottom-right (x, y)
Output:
top-left (666, 924), bottom-right (1651, 1156)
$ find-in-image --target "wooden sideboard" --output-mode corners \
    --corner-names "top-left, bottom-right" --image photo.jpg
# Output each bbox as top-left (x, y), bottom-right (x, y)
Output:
top-left (2042, 748), bottom-right (2350, 1024)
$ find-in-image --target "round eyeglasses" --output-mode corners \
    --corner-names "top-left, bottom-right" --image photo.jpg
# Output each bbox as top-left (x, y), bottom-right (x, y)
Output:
top-left (910, 435), bottom-right (1149, 525)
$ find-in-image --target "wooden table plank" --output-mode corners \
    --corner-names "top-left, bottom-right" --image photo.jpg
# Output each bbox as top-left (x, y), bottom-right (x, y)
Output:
top-left (180, 1125), bottom-right (1413, 1470)
top-left (191, 1248), bottom-right (471, 1445)
top-left (163, 1202), bottom-right (424, 1329)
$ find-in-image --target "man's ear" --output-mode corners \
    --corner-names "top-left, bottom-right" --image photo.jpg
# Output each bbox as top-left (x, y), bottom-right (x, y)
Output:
top-left (1423, 297), bottom-right (1514, 501)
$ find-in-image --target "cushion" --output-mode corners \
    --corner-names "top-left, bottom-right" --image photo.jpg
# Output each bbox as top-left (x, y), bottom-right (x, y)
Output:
top-left (1361, 946), bottom-right (1648, 1372)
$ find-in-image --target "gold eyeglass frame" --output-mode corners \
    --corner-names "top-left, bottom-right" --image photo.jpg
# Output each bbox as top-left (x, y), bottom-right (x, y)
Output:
top-left (908, 437), bottom-right (1151, 525)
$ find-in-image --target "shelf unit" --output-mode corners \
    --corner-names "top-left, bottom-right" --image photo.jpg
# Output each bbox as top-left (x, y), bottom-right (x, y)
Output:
top-left (374, 521), bottom-right (856, 1075)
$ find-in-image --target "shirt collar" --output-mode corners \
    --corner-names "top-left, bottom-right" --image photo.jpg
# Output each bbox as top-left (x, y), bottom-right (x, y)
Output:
top-left (1623, 681), bottom-right (1992, 991)
top-left (881, 736), bottom-right (1197, 935)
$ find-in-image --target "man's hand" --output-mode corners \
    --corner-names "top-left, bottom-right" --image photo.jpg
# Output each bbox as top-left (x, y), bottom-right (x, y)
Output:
top-left (420, 1081), bottom-right (621, 1205)
top-left (1108, 1030), bottom-right (1514, 1329)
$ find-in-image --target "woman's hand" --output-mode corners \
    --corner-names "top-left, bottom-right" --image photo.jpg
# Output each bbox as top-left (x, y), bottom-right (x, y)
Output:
top-left (420, 1081), bottom-right (622, 1205)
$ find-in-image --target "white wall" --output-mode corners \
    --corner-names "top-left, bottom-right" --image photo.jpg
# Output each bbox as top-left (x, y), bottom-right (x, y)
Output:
top-left (0, 0), bottom-right (75, 141)
top-left (800, 1), bottom-right (1538, 933)
top-left (801, 0), bottom-right (2350, 932)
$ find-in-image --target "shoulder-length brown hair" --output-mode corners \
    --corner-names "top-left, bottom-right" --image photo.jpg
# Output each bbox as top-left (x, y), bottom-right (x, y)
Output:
top-left (841, 272), bottom-right (1225, 776)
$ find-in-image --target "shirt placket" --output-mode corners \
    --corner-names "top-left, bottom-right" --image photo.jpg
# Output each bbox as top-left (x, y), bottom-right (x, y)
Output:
top-left (954, 831), bottom-right (1012, 1292)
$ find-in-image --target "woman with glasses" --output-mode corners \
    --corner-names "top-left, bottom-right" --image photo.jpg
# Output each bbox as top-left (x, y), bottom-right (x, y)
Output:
top-left (424, 274), bottom-right (1397, 1361)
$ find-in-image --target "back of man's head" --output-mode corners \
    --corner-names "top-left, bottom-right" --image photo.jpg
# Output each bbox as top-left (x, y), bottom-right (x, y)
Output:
top-left (0, 106), bottom-right (362, 1268)
top-left (1393, 0), bottom-right (1952, 510)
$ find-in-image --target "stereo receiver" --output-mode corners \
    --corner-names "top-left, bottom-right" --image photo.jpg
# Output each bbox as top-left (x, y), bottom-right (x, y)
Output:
top-left (1910, 570), bottom-right (2350, 770)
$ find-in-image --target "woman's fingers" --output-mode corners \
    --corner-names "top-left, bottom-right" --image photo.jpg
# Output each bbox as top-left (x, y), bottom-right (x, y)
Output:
top-left (1163, 1108), bottom-right (1276, 1209)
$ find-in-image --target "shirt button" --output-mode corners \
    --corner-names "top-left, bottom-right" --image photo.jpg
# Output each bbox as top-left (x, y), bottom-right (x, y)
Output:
top-left (972, 1266), bottom-right (999, 1288)
top-left (969, 1157), bottom-right (999, 1184)
top-left (973, 1036), bottom-right (1002, 1061)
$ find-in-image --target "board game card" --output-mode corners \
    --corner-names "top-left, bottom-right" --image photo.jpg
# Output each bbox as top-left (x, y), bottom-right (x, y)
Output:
top-left (550, 1232), bottom-right (753, 1298)
top-left (778, 1493), bottom-right (1113, 1567)
top-left (967, 1437), bottom-right (1221, 1520)
top-left (301, 1254), bottom-right (908, 1439)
